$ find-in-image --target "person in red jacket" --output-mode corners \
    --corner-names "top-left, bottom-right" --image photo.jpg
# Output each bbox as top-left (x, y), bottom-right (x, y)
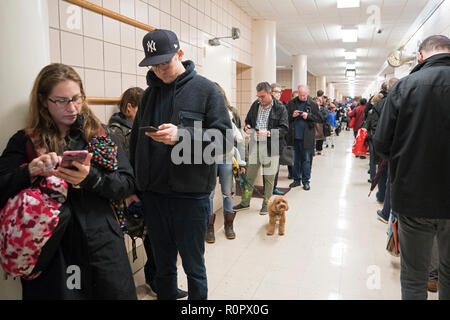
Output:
top-left (348, 98), bottom-right (367, 138)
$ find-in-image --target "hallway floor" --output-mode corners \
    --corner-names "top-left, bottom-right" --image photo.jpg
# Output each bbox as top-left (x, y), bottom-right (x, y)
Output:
top-left (134, 130), bottom-right (438, 300)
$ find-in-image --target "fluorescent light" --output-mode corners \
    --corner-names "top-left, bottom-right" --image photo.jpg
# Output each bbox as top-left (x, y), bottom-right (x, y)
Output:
top-left (344, 51), bottom-right (357, 60)
top-left (346, 64), bottom-right (356, 69)
top-left (337, 0), bottom-right (360, 8)
top-left (346, 69), bottom-right (356, 77)
top-left (341, 27), bottom-right (358, 42)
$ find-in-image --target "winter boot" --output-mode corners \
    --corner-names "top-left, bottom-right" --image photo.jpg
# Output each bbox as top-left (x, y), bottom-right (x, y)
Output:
top-left (224, 211), bottom-right (236, 239)
top-left (205, 214), bottom-right (216, 243)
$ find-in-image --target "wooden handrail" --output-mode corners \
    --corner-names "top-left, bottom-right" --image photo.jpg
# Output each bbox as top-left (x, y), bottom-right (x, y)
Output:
top-left (87, 97), bottom-right (121, 104)
top-left (64, 0), bottom-right (155, 105)
top-left (64, 0), bottom-right (155, 32)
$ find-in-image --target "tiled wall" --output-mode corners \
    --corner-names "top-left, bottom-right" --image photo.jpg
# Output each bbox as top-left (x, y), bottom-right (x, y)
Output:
top-left (236, 62), bottom-right (253, 122)
top-left (48, 0), bottom-right (255, 273)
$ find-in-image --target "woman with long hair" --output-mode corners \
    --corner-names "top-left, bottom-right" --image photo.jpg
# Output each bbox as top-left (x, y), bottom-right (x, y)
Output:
top-left (0, 63), bottom-right (137, 299)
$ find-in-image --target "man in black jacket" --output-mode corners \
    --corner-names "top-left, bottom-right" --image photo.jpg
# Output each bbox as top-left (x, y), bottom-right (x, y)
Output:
top-left (233, 82), bottom-right (288, 214)
top-left (130, 29), bottom-right (232, 300)
top-left (286, 85), bottom-right (322, 190)
top-left (373, 35), bottom-right (450, 300)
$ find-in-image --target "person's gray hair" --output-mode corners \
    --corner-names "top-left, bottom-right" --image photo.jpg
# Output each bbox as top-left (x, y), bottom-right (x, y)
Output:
top-left (256, 82), bottom-right (272, 93)
top-left (297, 84), bottom-right (309, 92)
top-left (271, 83), bottom-right (281, 91)
top-left (419, 35), bottom-right (450, 53)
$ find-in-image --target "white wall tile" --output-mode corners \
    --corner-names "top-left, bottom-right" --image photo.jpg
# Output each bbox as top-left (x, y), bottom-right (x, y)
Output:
top-left (103, 0), bottom-right (120, 12)
top-left (189, 26), bottom-right (198, 47)
top-left (189, 6), bottom-right (197, 27)
top-left (104, 16), bottom-right (121, 44)
top-left (84, 37), bottom-right (104, 69)
top-left (121, 46), bottom-right (137, 74)
top-left (105, 71), bottom-right (122, 97)
top-left (148, 5), bottom-right (161, 28)
top-left (197, 0), bottom-right (205, 13)
top-left (84, 69), bottom-right (105, 97)
top-left (122, 74), bottom-right (137, 91)
top-left (204, 0), bottom-right (211, 16)
top-left (137, 76), bottom-right (147, 89)
top-left (180, 21), bottom-right (190, 43)
top-left (121, 23), bottom-right (136, 49)
top-left (147, 0), bottom-right (160, 8)
top-left (160, 12), bottom-right (171, 30)
top-left (136, 28), bottom-right (148, 51)
top-left (135, 0), bottom-right (149, 24)
top-left (104, 42), bottom-right (122, 72)
top-left (49, 28), bottom-right (61, 63)
top-left (171, 17), bottom-right (181, 38)
top-left (180, 1), bottom-right (189, 23)
top-left (171, 0), bottom-right (181, 19)
top-left (90, 104), bottom-right (106, 123)
top-left (61, 31), bottom-right (84, 67)
top-left (48, 0), bottom-right (60, 29)
top-left (160, 0), bottom-right (171, 13)
top-left (83, 9), bottom-right (103, 40)
top-left (120, 0), bottom-right (135, 18)
top-left (136, 50), bottom-right (147, 76)
top-left (59, 0), bottom-right (83, 35)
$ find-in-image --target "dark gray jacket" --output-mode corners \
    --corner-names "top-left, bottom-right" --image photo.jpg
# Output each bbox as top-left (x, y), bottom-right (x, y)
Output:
top-left (130, 61), bottom-right (233, 194)
top-left (286, 97), bottom-right (322, 149)
top-left (373, 53), bottom-right (450, 219)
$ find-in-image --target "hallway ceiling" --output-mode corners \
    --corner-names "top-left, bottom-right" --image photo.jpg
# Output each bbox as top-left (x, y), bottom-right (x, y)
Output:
top-left (231, 0), bottom-right (431, 96)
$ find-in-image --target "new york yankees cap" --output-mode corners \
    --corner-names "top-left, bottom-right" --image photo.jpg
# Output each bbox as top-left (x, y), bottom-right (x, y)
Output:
top-left (138, 29), bottom-right (180, 67)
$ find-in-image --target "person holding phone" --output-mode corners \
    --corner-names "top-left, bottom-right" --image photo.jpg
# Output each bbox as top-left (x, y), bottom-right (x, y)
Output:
top-left (286, 84), bottom-right (322, 190)
top-left (0, 63), bottom-right (137, 299)
top-left (130, 29), bottom-right (233, 300)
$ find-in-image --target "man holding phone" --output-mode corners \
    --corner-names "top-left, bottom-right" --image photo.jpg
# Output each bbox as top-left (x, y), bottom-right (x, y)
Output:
top-left (130, 29), bottom-right (232, 300)
top-left (286, 84), bottom-right (321, 190)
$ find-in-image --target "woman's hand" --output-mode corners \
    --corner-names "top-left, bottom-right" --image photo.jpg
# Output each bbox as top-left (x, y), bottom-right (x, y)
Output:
top-left (56, 153), bottom-right (93, 186)
top-left (28, 152), bottom-right (59, 177)
top-left (125, 194), bottom-right (140, 207)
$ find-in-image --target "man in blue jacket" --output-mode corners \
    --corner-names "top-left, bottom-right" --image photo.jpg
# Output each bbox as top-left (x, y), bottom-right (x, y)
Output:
top-left (373, 35), bottom-right (450, 300)
top-left (130, 29), bottom-right (232, 300)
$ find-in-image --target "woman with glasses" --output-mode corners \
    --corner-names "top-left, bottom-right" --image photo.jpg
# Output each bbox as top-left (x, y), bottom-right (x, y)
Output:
top-left (0, 63), bottom-right (137, 299)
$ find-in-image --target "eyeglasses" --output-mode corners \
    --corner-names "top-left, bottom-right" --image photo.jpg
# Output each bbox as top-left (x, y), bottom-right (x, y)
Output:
top-left (274, 90), bottom-right (282, 94)
top-left (48, 95), bottom-right (84, 108)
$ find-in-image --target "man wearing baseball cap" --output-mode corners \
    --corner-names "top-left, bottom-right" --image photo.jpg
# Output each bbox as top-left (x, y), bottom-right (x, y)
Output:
top-left (130, 29), bottom-right (233, 300)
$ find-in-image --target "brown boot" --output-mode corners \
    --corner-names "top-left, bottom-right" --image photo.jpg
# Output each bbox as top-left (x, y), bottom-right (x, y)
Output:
top-left (224, 211), bottom-right (236, 239)
top-left (205, 214), bottom-right (215, 243)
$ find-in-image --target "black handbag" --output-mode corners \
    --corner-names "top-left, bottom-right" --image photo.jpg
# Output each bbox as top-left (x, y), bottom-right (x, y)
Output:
top-left (279, 146), bottom-right (294, 166)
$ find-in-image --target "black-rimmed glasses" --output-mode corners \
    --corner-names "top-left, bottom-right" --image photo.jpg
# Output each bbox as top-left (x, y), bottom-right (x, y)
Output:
top-left (48, 95), bottom-right (84, 108)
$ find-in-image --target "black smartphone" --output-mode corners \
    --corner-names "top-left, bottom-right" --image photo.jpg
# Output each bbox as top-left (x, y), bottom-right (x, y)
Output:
top-left (140, 126), bottom-right (159, 133)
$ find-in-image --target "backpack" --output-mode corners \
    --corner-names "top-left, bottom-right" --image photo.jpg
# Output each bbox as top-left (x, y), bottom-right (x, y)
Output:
top-left (0, 136), bottom-right (71, 280)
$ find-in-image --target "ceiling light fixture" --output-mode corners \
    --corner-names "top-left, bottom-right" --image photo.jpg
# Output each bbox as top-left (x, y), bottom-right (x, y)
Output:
top-left (346, 69), bottom-right (356, 77)
top-left (344, 51), bottom-right (357, 60)
top-left (341, 27), bottom-right (358, 42)
top-left (337, 0), bottom-right (360, 8)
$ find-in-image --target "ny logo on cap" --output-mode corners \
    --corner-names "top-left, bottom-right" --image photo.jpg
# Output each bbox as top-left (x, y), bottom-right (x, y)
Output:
top-left (147, 40), bottom-right (156, 53)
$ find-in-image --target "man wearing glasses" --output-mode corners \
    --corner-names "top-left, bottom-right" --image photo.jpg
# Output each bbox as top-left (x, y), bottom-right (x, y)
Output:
top-left (233, 82), bottom-right (288, 215)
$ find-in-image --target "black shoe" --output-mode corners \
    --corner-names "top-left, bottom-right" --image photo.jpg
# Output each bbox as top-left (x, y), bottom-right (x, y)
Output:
top-left (233, 203), bottom-right (250, 211)
top-left (303, 183), bottom-right (310, 191)
top-left (176, 288), bottom-right (188, 299)
top-left (289, 181), bottom-right (301, 188)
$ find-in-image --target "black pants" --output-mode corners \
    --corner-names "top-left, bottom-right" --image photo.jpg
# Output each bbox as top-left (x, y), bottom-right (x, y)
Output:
top-left (142, 192), bottom-right (209, 300)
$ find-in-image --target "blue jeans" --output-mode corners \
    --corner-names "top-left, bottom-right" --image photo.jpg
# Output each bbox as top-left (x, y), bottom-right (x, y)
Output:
top-left (376, 163), bottom-right (388, 202)
top-left (398, 215), bottom-right (450, 300)
top-left (209, 163), bottom-right (234, 214)
top-left (293, 139), bottom-right (313, 184)
top-left (142, 192), bottom-right (209, 300)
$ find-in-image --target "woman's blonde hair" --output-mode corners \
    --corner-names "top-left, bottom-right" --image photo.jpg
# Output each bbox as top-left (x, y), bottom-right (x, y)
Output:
top-left (371, 93), bottom-right (384, 105)
top-left (26, 63), bottom-right (101, 155)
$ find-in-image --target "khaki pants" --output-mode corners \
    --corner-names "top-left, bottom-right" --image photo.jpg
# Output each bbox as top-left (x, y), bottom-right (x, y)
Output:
top-left (240, 142), bottom-right (279, 207)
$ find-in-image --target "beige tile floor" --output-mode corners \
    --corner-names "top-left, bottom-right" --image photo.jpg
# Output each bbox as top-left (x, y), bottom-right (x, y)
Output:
top-left (134, 129), bottom-right (438, 300)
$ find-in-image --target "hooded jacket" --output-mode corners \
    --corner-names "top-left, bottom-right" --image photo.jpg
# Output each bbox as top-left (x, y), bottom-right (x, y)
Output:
top-left (373, 53), bottom-right (450, 219)
top-left (108, 112), bottom-right (132, 158)
top-left (129, 60), bottom-right (232, 195)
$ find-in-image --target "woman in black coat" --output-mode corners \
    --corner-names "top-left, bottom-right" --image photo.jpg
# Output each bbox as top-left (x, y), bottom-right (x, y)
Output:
top-left (0, 63), bottom-right (137, 300)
